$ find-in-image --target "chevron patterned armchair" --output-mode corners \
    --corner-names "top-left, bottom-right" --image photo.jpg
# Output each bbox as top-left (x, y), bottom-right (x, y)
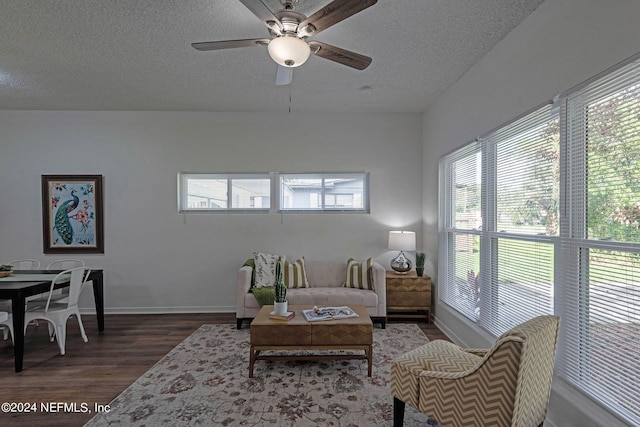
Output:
top-left (391, 315), bottom-right (560, 427)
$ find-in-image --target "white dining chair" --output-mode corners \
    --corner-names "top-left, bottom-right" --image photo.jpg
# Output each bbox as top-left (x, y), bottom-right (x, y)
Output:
top-left (30, 259), bottom-right (86, 305)
top-left (46, 259), bottom-right (85, 270)
top-left (0, 311), bottom-right (12, 343)
top-left (0, 260), bottom-right (38, 327)
top-left (7, 259), bottom-right (40, 270)
top-left (24, 267), bottom-right (92, 355)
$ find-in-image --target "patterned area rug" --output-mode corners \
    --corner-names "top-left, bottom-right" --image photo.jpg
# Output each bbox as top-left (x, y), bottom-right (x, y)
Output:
top-left (85, 323), bottom-right (443, 426)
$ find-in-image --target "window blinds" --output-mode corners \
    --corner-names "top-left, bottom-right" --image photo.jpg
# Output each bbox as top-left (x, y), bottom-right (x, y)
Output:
top-left (560, 58), bottom-right (640, 426)
top-left (480, 104), bottom-right (559, 336)
top-left (439, 55), bottom-right (640, 426)
top-left (439, 142), bottom-right (482, 321)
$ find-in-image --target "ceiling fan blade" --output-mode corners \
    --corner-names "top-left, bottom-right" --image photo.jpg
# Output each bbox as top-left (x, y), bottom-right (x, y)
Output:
top-left (298, 0), bottom-right (377, 37)
top-left (191, 38), bottom-right (270, 51)
top-left (275, 65), bottom-right (293, 86)
top-left (309, 41), bottom-right (372, 70)
top-left (238, 0), bottom-right (283, 32)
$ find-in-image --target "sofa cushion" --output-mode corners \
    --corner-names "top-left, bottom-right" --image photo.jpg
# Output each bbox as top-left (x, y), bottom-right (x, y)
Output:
top-left (286, 287), bottom-right (379, 308)
top-left (284, 257), bottom-right (309, 288)
top-left (344, 257), bottom-right (374, 290)
top-left (243, 288), bottom-right (379, 310)
top-left (252, 252), bottom-right (284, 288)
top-left (304, 261), bottom-right (348, 288)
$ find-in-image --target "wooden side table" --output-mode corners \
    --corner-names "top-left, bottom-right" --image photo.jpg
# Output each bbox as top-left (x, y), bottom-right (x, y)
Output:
top-left (386, 271), bottom-right (432, 322)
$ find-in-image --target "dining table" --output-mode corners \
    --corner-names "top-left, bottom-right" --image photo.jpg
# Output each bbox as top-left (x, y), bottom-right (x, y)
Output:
top-left (0, 269), bottom-right (104, 372)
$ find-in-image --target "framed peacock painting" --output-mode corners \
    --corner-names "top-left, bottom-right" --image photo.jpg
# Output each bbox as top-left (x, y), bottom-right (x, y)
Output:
top-left (41, 174), bottom-right (104, 254)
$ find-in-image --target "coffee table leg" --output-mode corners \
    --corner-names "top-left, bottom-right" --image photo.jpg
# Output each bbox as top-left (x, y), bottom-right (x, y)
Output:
top-left (367, 345), bottom-right (372, 377)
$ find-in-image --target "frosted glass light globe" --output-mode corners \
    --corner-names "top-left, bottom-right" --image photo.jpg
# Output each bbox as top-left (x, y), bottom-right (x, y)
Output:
top-left (268, 36), bottom-right (310, 68)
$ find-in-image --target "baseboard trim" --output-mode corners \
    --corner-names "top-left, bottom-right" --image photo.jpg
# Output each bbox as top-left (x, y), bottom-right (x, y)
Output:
top-left (79, 306), bottom-right (236, 315)
top-left (432, 315), bottom-right (465, 345)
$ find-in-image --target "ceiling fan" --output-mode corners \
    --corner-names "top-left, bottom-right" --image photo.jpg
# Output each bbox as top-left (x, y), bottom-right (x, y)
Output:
top-left (191, 0), bottom-right (377, 85)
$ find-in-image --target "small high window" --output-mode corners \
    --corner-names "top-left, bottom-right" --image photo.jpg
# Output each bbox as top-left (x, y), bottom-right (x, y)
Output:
top-left (278, 173), bottom-right (369, 212)
top-left (178, 173), bottom-right (271, 212)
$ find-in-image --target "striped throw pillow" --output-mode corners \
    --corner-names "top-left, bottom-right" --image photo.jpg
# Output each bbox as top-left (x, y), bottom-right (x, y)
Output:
top-left (344, 257), bottom-right (374, 290)
top-left (284, 258), bottom-right (309, 288)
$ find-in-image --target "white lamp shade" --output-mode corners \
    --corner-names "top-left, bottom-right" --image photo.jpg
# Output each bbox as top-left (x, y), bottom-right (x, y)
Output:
top-left (388, 231), bottom-right (416, 251)
top-left (267, 36), bottom-right (311, 67)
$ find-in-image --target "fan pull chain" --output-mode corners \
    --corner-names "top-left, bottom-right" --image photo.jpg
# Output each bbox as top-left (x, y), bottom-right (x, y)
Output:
top-left (288, 85), bottom-right (292, 113)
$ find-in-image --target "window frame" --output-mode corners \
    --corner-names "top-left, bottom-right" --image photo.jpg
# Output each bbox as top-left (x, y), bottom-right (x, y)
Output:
top-left (558, 58), bottom-right (640, 426)
top-left (178, 172), bottom-right (371, 214)
top-left (440, 103), bottom-right (559, 332)
top-left (439, 55), bottom-right (640, 427)
top-left (277, 172), bottom-right (370, 213)
top-left (178, 172), bottom-right (273, 213)
top-left (439, 141), bottom-right (483, 321)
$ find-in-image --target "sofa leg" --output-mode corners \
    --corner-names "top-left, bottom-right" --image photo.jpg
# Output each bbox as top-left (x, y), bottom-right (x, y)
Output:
top-left (393, 397), bottom-right (405, 427)
top-left (372, 317), bottom-right (386, 329)
top-left (236, 318), bottom-right (243, 330)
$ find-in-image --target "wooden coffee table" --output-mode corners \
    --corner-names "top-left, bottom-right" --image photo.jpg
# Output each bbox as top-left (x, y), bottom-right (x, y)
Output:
top-left (249, 304), bottom-right (373, 377)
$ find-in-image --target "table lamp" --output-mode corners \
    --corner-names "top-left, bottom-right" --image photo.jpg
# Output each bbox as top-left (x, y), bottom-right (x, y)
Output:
top-left (388, 231), bottom-right (416, 274)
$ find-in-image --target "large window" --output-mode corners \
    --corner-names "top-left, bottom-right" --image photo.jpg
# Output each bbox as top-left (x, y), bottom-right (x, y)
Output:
top-left (561, 59), bottom-right (640, 425)
top-left (439, 143), bottom-right (482, 321)
top-left (482, 105), bottom-right (558, 336)
top-left (440, 105), bottom-right (558, 333)
top-left (439, 58), bottom-right (640, 426)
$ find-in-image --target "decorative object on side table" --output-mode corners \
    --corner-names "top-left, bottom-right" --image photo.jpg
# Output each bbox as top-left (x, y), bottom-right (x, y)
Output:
top-left (415, 252), bottom-right (426, 276)
top-left (388, 230), bottom-right (416, 274)
top-left (273, 260), bottom-right (288, 315)
top-left (0, 265), bottom-right (13, 278)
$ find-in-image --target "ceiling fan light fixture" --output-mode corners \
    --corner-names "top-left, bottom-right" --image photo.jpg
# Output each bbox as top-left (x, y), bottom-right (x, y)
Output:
top-left (268, 36), bottom-right (310, 67)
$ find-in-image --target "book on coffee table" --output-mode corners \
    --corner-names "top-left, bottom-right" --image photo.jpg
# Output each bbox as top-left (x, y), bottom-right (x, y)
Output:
top-left (269, 311), bottom-right (295, 321)
top-left (302, 306), bottom-right (359, 322)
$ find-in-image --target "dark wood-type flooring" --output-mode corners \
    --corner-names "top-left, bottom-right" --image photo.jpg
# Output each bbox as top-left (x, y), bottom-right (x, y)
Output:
top-left (0, 313), bottom-right (449, 426)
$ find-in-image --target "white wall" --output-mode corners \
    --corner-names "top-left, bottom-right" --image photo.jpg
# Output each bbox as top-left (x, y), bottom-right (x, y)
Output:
top-left (422, 0), bottom-right (640, 426)
top-left (0, 111), bottom-right (423, 312)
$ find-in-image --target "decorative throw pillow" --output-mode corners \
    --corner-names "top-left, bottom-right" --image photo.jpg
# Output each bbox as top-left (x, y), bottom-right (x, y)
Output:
top-left (252, 252), bottom-right (284, 288)
top-left (284, 257), bottom-right (309, 288)
top-left (344, 257), bottom-right (374, 290)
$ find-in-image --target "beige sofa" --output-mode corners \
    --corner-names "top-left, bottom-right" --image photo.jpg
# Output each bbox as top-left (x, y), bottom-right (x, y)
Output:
top-left (236, 260), bottom-right (387, 329)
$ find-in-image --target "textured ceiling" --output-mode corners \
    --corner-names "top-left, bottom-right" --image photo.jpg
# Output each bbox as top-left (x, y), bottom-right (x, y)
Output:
top-left (0, 0), bottom-right (544, 113)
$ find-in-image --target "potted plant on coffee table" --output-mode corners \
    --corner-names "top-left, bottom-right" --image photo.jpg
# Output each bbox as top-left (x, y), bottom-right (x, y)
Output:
top-left (274, 261), bottom-right (288, 315)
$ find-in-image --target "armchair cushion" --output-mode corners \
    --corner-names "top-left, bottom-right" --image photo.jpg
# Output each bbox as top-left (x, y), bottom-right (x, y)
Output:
top-left (391, 340), bottom-right (482, 408)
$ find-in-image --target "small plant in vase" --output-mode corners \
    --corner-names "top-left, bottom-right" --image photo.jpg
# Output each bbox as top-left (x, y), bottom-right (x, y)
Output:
top-left (415, 252), bottom-right (426, 276)
top-left (274, 261), bottom-right (288, 315)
